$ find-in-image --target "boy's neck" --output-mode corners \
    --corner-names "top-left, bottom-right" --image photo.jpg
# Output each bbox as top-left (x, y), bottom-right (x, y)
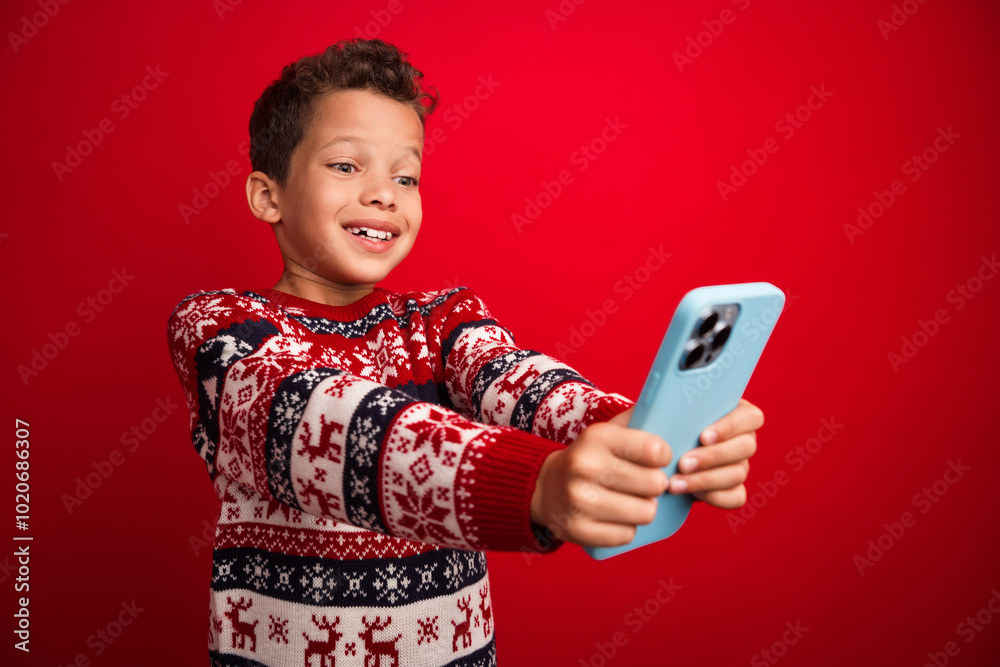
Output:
top-left (271, 274), bottom-right (375, 307)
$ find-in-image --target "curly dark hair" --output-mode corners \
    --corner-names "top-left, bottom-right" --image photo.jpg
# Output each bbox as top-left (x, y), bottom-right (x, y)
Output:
top-left (248, 38), bottom-right (438, 187)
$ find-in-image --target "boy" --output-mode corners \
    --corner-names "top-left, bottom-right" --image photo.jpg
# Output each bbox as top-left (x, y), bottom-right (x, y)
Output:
top-left (166, 38), bottom-right (763, 666)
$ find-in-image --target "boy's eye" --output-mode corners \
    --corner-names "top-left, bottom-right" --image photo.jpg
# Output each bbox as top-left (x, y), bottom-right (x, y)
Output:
top-left (395, 176), bottom-right (420, 187)
top-left (329, 162), bottom-right (356, 173)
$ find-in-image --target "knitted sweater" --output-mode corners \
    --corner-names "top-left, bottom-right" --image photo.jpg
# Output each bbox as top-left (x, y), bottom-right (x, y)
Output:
top-left (166, 285), bottom-right (633, 666)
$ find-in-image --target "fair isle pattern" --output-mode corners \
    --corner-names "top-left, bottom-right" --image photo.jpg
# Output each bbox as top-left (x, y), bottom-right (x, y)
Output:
top-left (210, 548), bottom-right (487, 607)
top-left (207, 580), bottom-right (496, 665)
top-left (265, 367), bottom-right (345, 510)
top-left (167, 285), bottom-right (634, 665)
top-left (274, 288), bottom-right (458, 336)
top-left (212, 475), bottom-right (437, 561)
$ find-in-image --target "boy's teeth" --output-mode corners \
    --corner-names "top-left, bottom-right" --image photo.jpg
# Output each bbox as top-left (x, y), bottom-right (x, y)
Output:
top-left (348, 226), bottom-right (393, 240)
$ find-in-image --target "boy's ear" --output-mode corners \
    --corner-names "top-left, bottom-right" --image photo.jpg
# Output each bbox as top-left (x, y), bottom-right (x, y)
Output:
top-left (246, 171), bottom-right (283, 224)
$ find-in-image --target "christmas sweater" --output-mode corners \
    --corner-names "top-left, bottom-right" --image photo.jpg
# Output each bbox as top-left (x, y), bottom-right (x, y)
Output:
top-left (165, 285), bottom-right (633, 667)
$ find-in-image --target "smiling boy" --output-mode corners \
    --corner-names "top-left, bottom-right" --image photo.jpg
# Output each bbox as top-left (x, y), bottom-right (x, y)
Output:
top-left (167, 38), bottom-right (762, 666)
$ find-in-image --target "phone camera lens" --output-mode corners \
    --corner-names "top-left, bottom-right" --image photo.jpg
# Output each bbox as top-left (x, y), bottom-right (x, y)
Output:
top-left (683, 344), bottom-right (705, 369)
top-left (698, 312), bottom-right (718, 337)
top-left (711, 325), bottom-right (732, 350)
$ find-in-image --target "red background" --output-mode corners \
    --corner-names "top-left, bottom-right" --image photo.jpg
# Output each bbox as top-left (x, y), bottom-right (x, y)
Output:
top-left (3, 0), bottom-right (1000, 664)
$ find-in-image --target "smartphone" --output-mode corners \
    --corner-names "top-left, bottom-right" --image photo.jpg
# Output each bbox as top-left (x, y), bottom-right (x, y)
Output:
top-left (585, 282), bottom-right (785, 560)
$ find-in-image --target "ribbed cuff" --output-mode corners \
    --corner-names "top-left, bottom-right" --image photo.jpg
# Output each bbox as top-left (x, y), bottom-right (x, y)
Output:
top-left (466, 427), bottom-right (567, 554)
top-left (583, 392), bottom-right (635, 425)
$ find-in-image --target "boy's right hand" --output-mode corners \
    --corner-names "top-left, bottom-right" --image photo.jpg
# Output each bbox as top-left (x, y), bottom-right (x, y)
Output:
top-left (530, 422), bottom-right (672, 547)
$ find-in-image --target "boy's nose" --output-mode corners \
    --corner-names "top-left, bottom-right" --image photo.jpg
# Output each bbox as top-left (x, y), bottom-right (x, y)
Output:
top-left (360, 175), bottom-right (396, 211)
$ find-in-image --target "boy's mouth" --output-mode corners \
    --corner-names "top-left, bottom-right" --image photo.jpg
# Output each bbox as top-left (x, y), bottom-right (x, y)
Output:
top-left (342, 219), bottom-right (400, 253)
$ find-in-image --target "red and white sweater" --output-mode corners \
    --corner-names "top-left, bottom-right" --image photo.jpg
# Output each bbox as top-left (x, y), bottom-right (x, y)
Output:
top-left (166, 285), bottom-right (633, 666)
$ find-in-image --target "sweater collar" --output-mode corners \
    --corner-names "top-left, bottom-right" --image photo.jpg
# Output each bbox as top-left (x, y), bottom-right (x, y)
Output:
top-left (252, 287), bottom-right (390, 321)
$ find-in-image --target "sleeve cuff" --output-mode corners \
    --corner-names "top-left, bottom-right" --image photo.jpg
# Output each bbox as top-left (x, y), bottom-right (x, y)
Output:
top-left (583, 392), bottom-right (635, 425)
top-left (464, 427), bottom-right (567, 554)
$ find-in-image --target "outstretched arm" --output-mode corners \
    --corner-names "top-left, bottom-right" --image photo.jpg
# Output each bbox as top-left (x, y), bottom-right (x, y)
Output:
top-left (167, 290), bottom-right (563, 553)
top-left (439, 288), bottom-right (634, 444)
top-left (434, 288), bottom-right (764, 546)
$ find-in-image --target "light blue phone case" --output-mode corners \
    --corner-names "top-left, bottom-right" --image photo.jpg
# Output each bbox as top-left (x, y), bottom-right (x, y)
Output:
top-left (585, 282), bottom-right (785, 560)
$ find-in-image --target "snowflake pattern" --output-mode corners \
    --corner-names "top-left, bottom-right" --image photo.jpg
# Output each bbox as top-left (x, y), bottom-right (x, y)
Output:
top-left (413, 562), bottom-right (439, 593)
top-left (372, 563), bottom-right (412, 604)
top-left (273, 564), bottom-right (295, 594)
top-left (442, 551), bottom-right (465, 590)
top-left (268, 615), bottom-right (288, 643)
top-left (367, 328), bottom-right (405, 383)
top-left (214, 557), bottom-right (237, 584)
top-left (342, 571), bottom-right (368, 599)
top-left (392, 479), bottom-right (459, 544)
top-left (244, 553), bottom-right (271, 590)
top-left (299, 562), bottom-right (340, 603)
top-left (417, 616), bottom-right (440, 644)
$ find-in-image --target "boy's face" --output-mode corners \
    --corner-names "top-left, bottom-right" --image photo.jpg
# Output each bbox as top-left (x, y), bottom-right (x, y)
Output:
top-left (250, 88), bottom-right (424, 303)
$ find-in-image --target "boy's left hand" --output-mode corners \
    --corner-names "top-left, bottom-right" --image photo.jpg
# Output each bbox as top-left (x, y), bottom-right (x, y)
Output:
top-left (608, 398), bottom-right (763, 509)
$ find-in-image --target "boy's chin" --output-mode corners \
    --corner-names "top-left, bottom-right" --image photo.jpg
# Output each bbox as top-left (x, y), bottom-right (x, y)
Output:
top-left (337, 269), bottom-right (395, 286)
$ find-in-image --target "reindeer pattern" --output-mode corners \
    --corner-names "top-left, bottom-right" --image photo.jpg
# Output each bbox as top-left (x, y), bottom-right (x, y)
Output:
top-left (359, 616), bottom-right (403, 667)
top-left (214, 589), bottom-right (492, 662)
top-left (224, 597), bottom-right (259, 652)
top-left (303, 615), bottom-right (342, 667)
top-left (451, 595), bottom-right (474, 652)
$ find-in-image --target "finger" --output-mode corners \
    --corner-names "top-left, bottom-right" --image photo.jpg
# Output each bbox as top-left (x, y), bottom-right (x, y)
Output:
top-left (605, 425), bottom-right (672, 468)
top-left (541, 499), bottom-right (642, 546)
top-left (563, 519), bottom-right (638, 548)
top-left (678, 432), bottom-right (757, 474)
top-left (701, 398), bottom-right (764, 445)
top-left (563, 427), bottom-right (669, 494)
top-left (588, 455), bottom-right (670, 497)
top-left (669, 460), bottom-right (749, 495)
top-left (567, 484), bottom-right (660, 525)
top-left (692, 484), bottom-right (748, 509)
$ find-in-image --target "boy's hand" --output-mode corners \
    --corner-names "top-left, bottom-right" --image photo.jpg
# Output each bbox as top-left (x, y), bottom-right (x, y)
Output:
top-left (530, 422), bottom-right (672, 548)
top-left (610, 398), bottom-right (763, 509)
